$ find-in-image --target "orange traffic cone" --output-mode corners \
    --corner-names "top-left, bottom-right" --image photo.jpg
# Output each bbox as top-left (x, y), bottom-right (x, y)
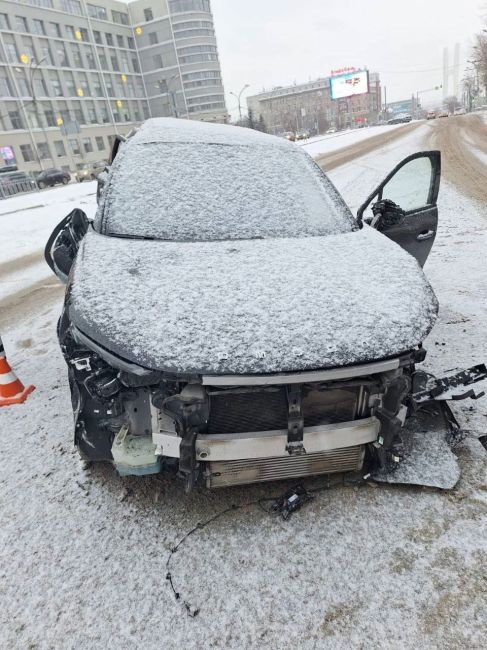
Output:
top-left (0, 336), bottom-right (35, 407)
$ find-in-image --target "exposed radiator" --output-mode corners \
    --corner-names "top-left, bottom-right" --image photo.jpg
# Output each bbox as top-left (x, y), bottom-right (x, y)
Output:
top-left (206, 445), bottom-right (365, 488)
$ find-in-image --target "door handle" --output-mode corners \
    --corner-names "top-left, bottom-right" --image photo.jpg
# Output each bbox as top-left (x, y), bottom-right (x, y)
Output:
top-left (417, 230), bottom-right (435, 241)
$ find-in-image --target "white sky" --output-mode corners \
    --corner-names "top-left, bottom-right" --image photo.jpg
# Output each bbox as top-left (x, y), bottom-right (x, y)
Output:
top-left (211, 0), bottom-right (485, 116)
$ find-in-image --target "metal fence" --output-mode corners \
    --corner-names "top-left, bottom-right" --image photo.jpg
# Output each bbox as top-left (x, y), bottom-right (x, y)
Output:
top-left (0, 178), bottom-right (38, 199)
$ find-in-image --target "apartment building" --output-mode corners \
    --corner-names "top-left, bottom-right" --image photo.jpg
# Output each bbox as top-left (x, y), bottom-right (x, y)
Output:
top-left (0, 0), bottom-right (227, 173)
top-left (247, 72), bottom-right (381, 136)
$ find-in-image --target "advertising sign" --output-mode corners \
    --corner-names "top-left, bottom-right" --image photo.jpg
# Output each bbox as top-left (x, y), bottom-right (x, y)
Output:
top-left (0, 146), bottom-right (15, 161)
top-left (330, 70), bottom-right (369, 100)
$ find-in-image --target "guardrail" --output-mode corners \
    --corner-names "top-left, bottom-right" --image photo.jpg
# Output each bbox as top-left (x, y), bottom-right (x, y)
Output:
top-left (0, 179), bottom-right (38, 199)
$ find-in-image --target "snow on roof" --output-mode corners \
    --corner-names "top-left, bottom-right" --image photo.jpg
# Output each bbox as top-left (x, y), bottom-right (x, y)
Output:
top-left (70, 226), bottom-right (438, 375)
top-left (128, 117), bottom-right (294, 147)
top-left (95, 119), bottom-right (356, 242)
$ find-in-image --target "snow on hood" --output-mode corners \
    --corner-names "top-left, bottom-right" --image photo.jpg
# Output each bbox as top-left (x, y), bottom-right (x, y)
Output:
top-left (69, 226), bottom-right (438, 375)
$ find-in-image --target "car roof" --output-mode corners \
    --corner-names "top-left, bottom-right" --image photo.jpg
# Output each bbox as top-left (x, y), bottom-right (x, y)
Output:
top-left (128, 117), bottom-right (295, 149)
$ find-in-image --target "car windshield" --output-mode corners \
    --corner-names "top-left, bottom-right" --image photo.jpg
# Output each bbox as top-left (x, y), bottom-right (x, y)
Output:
top-left (96, 141), bottom-right (356, 242)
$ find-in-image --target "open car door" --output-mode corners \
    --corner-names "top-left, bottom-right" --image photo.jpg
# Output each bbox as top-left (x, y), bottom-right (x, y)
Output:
top-left (357, 151), bottom-right (441, 267)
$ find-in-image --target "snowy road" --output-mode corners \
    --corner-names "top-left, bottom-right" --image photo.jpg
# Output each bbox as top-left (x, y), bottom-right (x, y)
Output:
top-left (1, 122), bottom-right (486, 649)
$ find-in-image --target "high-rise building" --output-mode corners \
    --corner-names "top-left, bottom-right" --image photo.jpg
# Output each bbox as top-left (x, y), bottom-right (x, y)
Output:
top-left (247, 72), bottom-right (381, 136)
top-left (0, 0), bottom-right (228, 173)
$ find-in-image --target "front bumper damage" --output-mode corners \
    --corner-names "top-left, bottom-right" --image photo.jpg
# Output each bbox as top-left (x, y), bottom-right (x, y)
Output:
top-left (62, 321), bottom-right (487, 490)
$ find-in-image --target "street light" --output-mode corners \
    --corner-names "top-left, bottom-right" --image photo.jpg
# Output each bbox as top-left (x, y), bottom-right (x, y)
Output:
top-left (230, 84), bottom-right (250, 121)
top-left (155, 75), bottom-right (180, 118)
top-left (15, 56), bottom-right (55, 168)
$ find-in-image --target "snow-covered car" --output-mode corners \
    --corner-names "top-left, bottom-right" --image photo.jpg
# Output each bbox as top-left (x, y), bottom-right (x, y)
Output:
top-left (453, 107), bottom-right (467, 116)
top-left (45, 118), bottom-right (486, 490)
top-left (426, 110), bottom-right (436, 120)
top-left (438, 110), bottom-right (449, 118)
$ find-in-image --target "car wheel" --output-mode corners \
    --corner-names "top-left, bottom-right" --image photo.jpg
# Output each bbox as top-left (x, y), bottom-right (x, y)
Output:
top-left (62, 177), bottom-right (69, 185)
top-left (38, 181), bottom-right (45, 189)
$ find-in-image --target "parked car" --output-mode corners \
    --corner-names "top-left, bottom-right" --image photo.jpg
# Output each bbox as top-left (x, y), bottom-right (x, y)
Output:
top-left (295, 130), bottom-right (310, 141)
top-left (281, 131), bottom-right (296, 142)
top-left (326, 127), bottom-right (337, 134)
top-left (453, 107), bottom-right (467, 116)
top-left (36, 168), bottom-right (71, 189)
top-left (438, 110), bottom-right (449, 118)
top-left (426, 111), bottom-right (436, 120)
top-left (45, 118), bottom-right (484, 490)
top-left (75, 160), bottom-right (107, 183)
top-left (387, 113), bottom-right (412, 124)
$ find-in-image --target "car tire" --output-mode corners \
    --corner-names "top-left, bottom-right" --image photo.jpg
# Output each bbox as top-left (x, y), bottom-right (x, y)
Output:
top-left (38, 181), bottom-right (45, 189)
top-left (62, 177), bottom-right (69, 185)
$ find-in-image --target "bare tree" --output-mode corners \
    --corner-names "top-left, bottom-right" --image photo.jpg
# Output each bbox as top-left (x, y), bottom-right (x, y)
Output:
top-left (443, 95), bottom-right (461, 113)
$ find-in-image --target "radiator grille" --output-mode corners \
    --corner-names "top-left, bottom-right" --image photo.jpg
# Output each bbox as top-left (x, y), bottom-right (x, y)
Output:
top-left (208, 389), bottom-right (288, 434)
top-left (207, 445), bottom-right (365, 488)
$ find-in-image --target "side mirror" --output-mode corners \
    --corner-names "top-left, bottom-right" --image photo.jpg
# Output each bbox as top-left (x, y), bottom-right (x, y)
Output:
top-left (45, 209), bottom-right (90, 283)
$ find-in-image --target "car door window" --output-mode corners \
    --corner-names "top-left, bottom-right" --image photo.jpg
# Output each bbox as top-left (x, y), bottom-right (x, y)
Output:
top-left (381, 156), bottom-right (433, 212)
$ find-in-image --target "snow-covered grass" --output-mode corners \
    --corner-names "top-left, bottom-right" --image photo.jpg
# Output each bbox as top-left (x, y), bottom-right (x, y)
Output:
top-left (0, 123), bottom-right (486, 649)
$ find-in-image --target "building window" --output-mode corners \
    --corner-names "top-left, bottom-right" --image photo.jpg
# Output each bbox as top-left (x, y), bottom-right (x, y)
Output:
top-left (116, 34), bottom-right (124, 48)
top-left (0, 72), bottom-right (12, 96)
top-left (49, 22), bottom-right (61, 38)
top-left (111, 11), bottom-right (129, 26)
top-left (82, 137), bottom-right (93, 153)
top-left (15, 16), bottom-right (28, 33)
top-left (49, 71), bottom-right (63, 96)
top-left (179, 52), bottom-right (217, 64)
top-left (98, 52), bottom-right (108, 69)
top-left (79, 28), bottom-right (89, 42)
top-left (111, 56), bottom-right (120, 72)
top-left (87, 4), bottom-right (107, 20)
top-left (20, 144), bottom-right (35, 161)
top-left (92, 75), bottom-right (103, 97)
top-left (21, 36), bottom-right (36, 61)
top-left (3, 41), bottom-right (19, 64)
top-left (105, 33), bottom-right (113, 46)
top-left (32, 19), bottom-right (46, 35)
top-left (0, 13), bottom-right (10, 30)
top-left (44, 109), bottom-right (56, 126)
top-left (153, 54), bottom-right (163, 69)
top-left (132, 57), bottom-right (140, 73)
top-left (38, 142), bottom-right (50, 159)
top-left (169, 0), bottom-right (210, 13)
top-left (65, 73), bottom-right (76, 95)
top-left (149, 32), bottom-right (158, 45)
top-left (9, 111), bottom-right (24, 130)
top-left (54, 140), bottom-right (66, 157)
top-left (71, 44), bottom-right (83, 68)
top-left (74, 108), bottom-right (85, 125)
top-left (127, 37), bottom-right (135, 49)
top-left (38, 40), bottom-right (54, 65)
top-left (144, 8), bottom-right (153, 21)
top-left (100, 105), bottom-right (109, 123)
top-left (69, 139), bottom-right (81, 155)
top-left (95, 136), bottom-right (105, 151)
top-left (25, 0), bottom-right (53, 7)
top-left (87, 104), bottom-right (98, 123)
top-left (56, 43), bottom-right (70, 67)
top-left (60, 0), bottom-right (82, 16)
top-left (120, 53), bottom-right (129, 72)
top-left (86, 48), bottom-right (96, 70)
top-left (33, 76), bottom-right (48, 97)
top-left (93, 30), bottom-right (102, 45)
top-left (78, 72), bottom-right (90, 95)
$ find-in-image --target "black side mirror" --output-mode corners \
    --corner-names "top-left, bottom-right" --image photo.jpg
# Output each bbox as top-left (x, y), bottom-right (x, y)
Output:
top-left (45, 209), bottom-right (90, 283)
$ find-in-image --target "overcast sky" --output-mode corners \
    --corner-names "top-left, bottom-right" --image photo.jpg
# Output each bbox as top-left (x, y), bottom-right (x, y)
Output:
top-left (211, 0), bottom-right (485, 117)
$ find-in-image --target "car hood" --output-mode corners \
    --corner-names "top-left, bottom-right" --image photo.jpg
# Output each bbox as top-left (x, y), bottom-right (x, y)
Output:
top-left (69, 227), bottom-right (438, 375)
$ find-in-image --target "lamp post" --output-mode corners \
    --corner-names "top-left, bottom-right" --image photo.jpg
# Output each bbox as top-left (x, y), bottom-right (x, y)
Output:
top-left (230, 84), bottom-right (250, 121)
top-left (155, 75), bottom-right (180, 118)
top-left (16, 57), bottom-right (55, 168)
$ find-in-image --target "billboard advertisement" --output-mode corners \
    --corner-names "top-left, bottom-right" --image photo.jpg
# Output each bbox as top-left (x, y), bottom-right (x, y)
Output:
top-left (330, 70), bottom-right (369, 100)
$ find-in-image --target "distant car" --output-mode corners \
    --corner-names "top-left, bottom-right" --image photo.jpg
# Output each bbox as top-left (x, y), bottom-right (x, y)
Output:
top-left (438, 110), bottom-right (449, 118)
top-left (36, 168), bottom-right (70, 189)
top-left (281, 132), bottom-right (296, 142)
top-left (387, 114), bottom-right (412, 125)
top-left (426, 111), bottom-right (436, 120)
top-left (473, 105), bottom-right (487, 112)
top-left (453, 108), bottom-right (467, 116)
top-left (75, 161), bottom-right (107, 183)
top-left (326, 127), bottom-right (337, 134)
top-left (295, 130), bottom-right (310, 141)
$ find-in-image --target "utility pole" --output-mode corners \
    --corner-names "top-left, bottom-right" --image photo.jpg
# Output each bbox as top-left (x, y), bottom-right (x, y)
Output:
top-left (230, 84), bottom-right (250, 121)
top-left (25, 58), bottom-right (55, 167)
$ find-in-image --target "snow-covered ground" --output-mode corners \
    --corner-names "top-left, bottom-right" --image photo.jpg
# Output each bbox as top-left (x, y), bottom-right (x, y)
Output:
top-left (299, 121), bottom-right (410, 157)
top-left (0, 123), bottom-right (486, 650)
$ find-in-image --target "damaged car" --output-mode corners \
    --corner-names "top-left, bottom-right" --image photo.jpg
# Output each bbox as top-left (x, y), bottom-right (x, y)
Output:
top-left (45, 118), bottom-right (486, 491)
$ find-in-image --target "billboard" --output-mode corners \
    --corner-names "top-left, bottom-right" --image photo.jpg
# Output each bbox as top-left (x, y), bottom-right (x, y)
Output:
top-left (330, 70), bottom-right (369, 100)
